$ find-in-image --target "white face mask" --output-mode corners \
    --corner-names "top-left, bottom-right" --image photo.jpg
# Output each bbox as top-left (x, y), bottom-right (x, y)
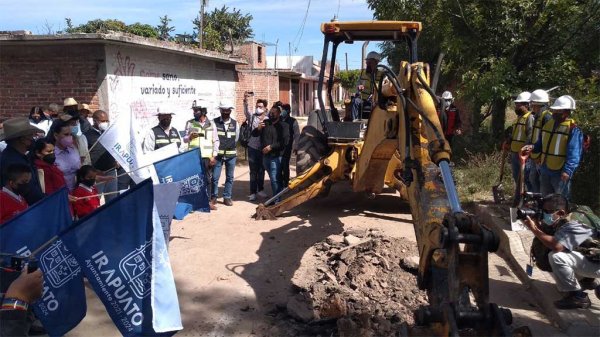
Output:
top-left (98, 122), bottom-right (109, 131)
top-left (255, 108), bottom-right (264, 114)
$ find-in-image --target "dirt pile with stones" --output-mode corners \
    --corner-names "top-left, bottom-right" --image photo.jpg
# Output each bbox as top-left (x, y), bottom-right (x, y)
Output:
top-left (272, 229), bottom-right (428, 337)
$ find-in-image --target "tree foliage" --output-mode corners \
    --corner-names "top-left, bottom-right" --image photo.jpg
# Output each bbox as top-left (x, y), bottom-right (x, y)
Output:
top-left (193, 5), bottom-right (253, 51)
top-left (366, 0), bottom-right (600, 138)
top-left (64, 18), bottom-right (158, 38)
top-left (338, 69), bottom-right (362, 91)
top-left (157, 15), bottom-right (175, 41)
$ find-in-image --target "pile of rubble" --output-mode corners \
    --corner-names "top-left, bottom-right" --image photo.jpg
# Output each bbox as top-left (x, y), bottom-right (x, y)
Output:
top-left (276, 229), bottom-right (428, 337)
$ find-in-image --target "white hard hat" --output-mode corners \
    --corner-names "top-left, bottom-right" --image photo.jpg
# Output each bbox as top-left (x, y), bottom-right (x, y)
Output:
top-left (441, 91), bottom-right (453, 100)
top-left (514, 91), bottom-right (531, 103)
top-left (63, 97), bottom-right (78, 106)
top-left (550, 95), bottom-right (576, 110)
top-left (530, 89), bottom-right (549, 104)
top-left (218, 100), bottom-right (235, 110)
top-left (366, 51), bottom-right (381, 61)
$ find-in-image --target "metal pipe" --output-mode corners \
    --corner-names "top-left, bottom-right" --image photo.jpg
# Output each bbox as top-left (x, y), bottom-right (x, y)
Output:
top-left (328, 42), bottom-right (339, 121)
top-left (317, 37), bottom-right (330, 128)
top-left (361, 41), bottom-right (370, 70)
top-left (439, 160), bottom-right (463, 214)
top-left (263, 187), bottom-right (291, 206)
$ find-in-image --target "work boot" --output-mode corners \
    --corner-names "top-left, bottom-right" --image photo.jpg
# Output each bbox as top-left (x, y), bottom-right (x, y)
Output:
top-left (210, 197), bottom-right (217, 206)
top-left (224, 198), bottom-right (233, 206)
top-left (554, 293), bottom-right (591, 309)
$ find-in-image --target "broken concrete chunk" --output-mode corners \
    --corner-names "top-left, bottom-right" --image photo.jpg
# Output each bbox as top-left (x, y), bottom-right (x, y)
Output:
top-left (401, 256), bottom-right (420, 271)
top-left (344, 234), bottom-right (362, 246)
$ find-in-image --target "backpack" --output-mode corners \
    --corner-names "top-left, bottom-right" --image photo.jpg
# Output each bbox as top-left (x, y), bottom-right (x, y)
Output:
top-left (530, 223), bottom-right (556, 272)
top-left (239, 115), bottom-right (254, 148)
top-left (568, 205), bottom-right (600, 262)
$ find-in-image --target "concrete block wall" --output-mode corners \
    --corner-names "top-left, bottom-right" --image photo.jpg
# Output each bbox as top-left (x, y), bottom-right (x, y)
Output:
top-left (0, 44), bottom-right (104, 120)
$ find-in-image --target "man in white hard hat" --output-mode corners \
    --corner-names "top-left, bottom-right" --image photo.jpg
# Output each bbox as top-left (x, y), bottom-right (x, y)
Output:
top-left (437, 91), bottom-right (462, 146)
top-left (211, 101), bottom-right (239, 207)
top-left (142, 111), bottom-right (181, 153)
top-left (507, 91), bottom-right (534, 206)
top-left (526, 95), bottom-right (583, 199)
top-left (528, 89), bottom-right (553, 193)
top-left (351, 51), bottom-right (383, 120)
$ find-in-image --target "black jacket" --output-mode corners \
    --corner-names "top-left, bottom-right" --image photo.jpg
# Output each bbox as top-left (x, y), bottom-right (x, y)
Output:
top-left (252, 119), bottom-right (289, 157)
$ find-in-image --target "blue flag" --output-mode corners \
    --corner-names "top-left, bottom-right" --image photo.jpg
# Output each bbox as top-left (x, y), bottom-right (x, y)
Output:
top-left (0, 188), bottom-right (85, 337)
top-left (153, 148), bottom-right (210, 212)
top-left (61, 179), bottom-right (182, 336)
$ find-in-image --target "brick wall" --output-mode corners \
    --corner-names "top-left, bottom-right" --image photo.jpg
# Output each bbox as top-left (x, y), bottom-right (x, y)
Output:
top-left (235, 70), bottom-right (279, 122)
top-left (237, 42), bottom-right (267, 70)
top-left (0, 44), bottom-right (104, 120)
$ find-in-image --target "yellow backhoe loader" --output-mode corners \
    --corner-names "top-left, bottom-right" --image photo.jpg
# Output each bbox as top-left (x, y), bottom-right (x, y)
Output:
top-left (255, 21), bottom-right (530, 337)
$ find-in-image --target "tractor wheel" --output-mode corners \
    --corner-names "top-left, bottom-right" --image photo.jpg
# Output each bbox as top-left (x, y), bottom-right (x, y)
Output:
top-left (295, 126), bottom-right (329, 174)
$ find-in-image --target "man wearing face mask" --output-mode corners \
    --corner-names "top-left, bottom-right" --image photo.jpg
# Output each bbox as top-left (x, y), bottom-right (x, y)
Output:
top-left (523, 194), bottom-right (600, 309)
top-left (525, 95), bottom-right (583, 199)
top-left (184, 101), bottom-right (219, 210)
top-left (211, 101), bottom-right (239, 207)
top-left (243, 95), bottom-right (269, 201)
top-left (280, 103), bottom-right (299, 187)
top-left (84, 110), bottom-right (119, 203)
top-left (508, 91), bottom-right (535, 206)
top-left (143, 112), bottom-right (181, 153)
top-left (0, 118), bottom-right (45, 204)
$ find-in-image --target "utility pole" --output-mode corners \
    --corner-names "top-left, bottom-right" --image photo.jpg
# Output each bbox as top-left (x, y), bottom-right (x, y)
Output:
top-left (345, 52), bottom-right (348, 71)
top-left (199, 0), bottom-right (206, 48)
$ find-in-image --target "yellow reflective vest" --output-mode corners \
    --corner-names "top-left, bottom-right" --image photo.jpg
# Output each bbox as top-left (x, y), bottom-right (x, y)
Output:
top-left (540, 118), bottom-right (575, 171)
top-left (359, 70), bottom-right (383, 100)
top-left (186, 119), bottom-right (215, 158)
top-left (530, 110), bottom-right (551, 159)
top-left (510, 111), bottom-right (532, 153)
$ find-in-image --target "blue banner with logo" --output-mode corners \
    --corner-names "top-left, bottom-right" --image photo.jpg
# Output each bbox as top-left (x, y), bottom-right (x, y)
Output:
top-left (153, 148), bottom-right (210, 212)
top-left (0, 188), bottom-right (85, 337)
top-left (61, 179), bottom-right (182, 336)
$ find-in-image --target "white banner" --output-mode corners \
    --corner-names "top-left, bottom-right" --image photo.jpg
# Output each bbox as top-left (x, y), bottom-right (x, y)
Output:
top-left (153, 182), bottom-right (181, 243)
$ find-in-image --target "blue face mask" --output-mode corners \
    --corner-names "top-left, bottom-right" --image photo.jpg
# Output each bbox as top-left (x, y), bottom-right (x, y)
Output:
top-left (542, 212), bottom-right (554, 226)
top-left (71, 123), bottom-right (81, 136)
top-left (281, 109), bottom-right (289, 118)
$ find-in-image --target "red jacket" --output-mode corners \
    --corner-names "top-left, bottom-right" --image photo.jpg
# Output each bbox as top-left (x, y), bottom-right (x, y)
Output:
top-left (71, 184), bottom-right (100, 219)
top-left (0, 189), bottom-right (29, 224)
top-left (34, 159), bottom-right (67, 195)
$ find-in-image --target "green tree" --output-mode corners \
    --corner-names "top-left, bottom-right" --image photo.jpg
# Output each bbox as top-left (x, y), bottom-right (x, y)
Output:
top-left (67, 19), bottom-right (128, 33)
top-left (126, 22), bottom-right (158, 38)
top-left (367, 0), bottom-right (600, 139)
top-left (157, 15), bottom-right (175, 41)
top-left (338, 69), bottom-right (362, 95)
top-left (193, 5), bottom-right (253, 51)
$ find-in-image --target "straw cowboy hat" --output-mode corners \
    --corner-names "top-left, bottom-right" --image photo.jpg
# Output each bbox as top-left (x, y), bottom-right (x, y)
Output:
top-left (78, 103), bottom-right (90, 111)
top-left (64, 97), bottom-right (78, 107)
top-left (0, 117), bottom-right (43, 141)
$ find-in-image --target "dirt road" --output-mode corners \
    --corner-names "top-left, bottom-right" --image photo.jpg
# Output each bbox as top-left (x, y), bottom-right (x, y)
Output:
top-left (67, 165), bottom-right (565, 336)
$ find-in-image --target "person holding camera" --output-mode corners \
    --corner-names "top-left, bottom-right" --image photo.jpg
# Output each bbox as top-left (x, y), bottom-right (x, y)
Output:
top-left (243, 93), bottom-right (269, 201)
top-left (0, 267), bottom-right (44, 336)
top-left (523, 194), bottom-right (600, 309)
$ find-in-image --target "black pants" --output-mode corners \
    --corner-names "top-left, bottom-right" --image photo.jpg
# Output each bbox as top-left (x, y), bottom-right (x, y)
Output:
top-left (201, 157), bottom-right (213, 198)
top-left (281, 155), bottom-right (291, 187)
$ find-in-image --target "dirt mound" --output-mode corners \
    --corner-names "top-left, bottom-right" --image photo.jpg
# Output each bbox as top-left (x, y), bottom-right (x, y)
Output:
top-left (271, 230), bottom-right (428, 337)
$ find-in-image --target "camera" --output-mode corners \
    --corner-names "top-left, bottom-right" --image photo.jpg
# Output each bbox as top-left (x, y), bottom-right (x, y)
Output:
top-left (244, 91), bottom-right (254, 96)
top-left (0, 254), bottom-right (38, 293)
top-left (516, 192), bottom-right (543, 220)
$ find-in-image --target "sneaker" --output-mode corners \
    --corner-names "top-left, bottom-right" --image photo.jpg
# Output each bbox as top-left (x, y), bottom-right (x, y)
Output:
top-left (248, 194), bottom-right (257, 201)
top-left (224, 198), bottom-right (233, 206)
top-left (579, 277), bottom-right (600, 290)
top-left (257, 190), bottom-right (268, 198)
top-left (554, 293), bottom-right (591, 309)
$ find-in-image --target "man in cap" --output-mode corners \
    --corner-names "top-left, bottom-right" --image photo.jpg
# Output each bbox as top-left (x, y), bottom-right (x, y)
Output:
top-left (352, 51), bottom-right (383, 120)
top-left (525, 95), bottom-right (583, 198)
top-left (78, 103), bottom-right (93, 134)
top-left (184, 100), bottom-right (219, 210)
top-left (142, 112), bottom-right (182, 153)
top-left (0, 118), bottom-right (45, 204)
top-left (211, 101), bottom-right (239, 207)
top-left (528, 89), bottom-right (553, 193)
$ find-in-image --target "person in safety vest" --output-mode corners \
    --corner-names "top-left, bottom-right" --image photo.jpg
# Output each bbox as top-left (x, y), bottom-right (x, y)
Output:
top-left (184, 100), bottom-right (219, 210)
top-left (524, 95), bottom-right (583, 199)
top-left (142, 112), bottom-right (181, 153)
top-left (437, 91), bottom-right (462, 146)
top-left (528, 89), bottom-right (553, 193)
top-left (507, 91), bottom-right (534, 206)
top-left (211, 101), bottom-right (239, 207)
top-left (351, 51), bottom-right (383, 120)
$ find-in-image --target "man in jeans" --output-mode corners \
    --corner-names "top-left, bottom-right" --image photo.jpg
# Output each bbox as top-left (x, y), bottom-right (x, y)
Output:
top-left (244, 94), bottom-right (268, 201)
top-left (212, 101), bottom-right (239, 206)
top-left (253, 105), bottom-right (289, 201)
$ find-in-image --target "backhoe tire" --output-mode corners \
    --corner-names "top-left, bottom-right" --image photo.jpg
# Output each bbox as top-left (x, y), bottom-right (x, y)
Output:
top-left (296, 126), bottom-right (329, 174)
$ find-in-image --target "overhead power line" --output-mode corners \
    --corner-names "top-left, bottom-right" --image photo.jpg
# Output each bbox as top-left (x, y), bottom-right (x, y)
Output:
top-left (292, 0), bottom-right (311, 53)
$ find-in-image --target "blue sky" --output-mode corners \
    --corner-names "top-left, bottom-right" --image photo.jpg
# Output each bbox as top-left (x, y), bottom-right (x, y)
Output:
top-left (0, 0), bottom-right (376, 69)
